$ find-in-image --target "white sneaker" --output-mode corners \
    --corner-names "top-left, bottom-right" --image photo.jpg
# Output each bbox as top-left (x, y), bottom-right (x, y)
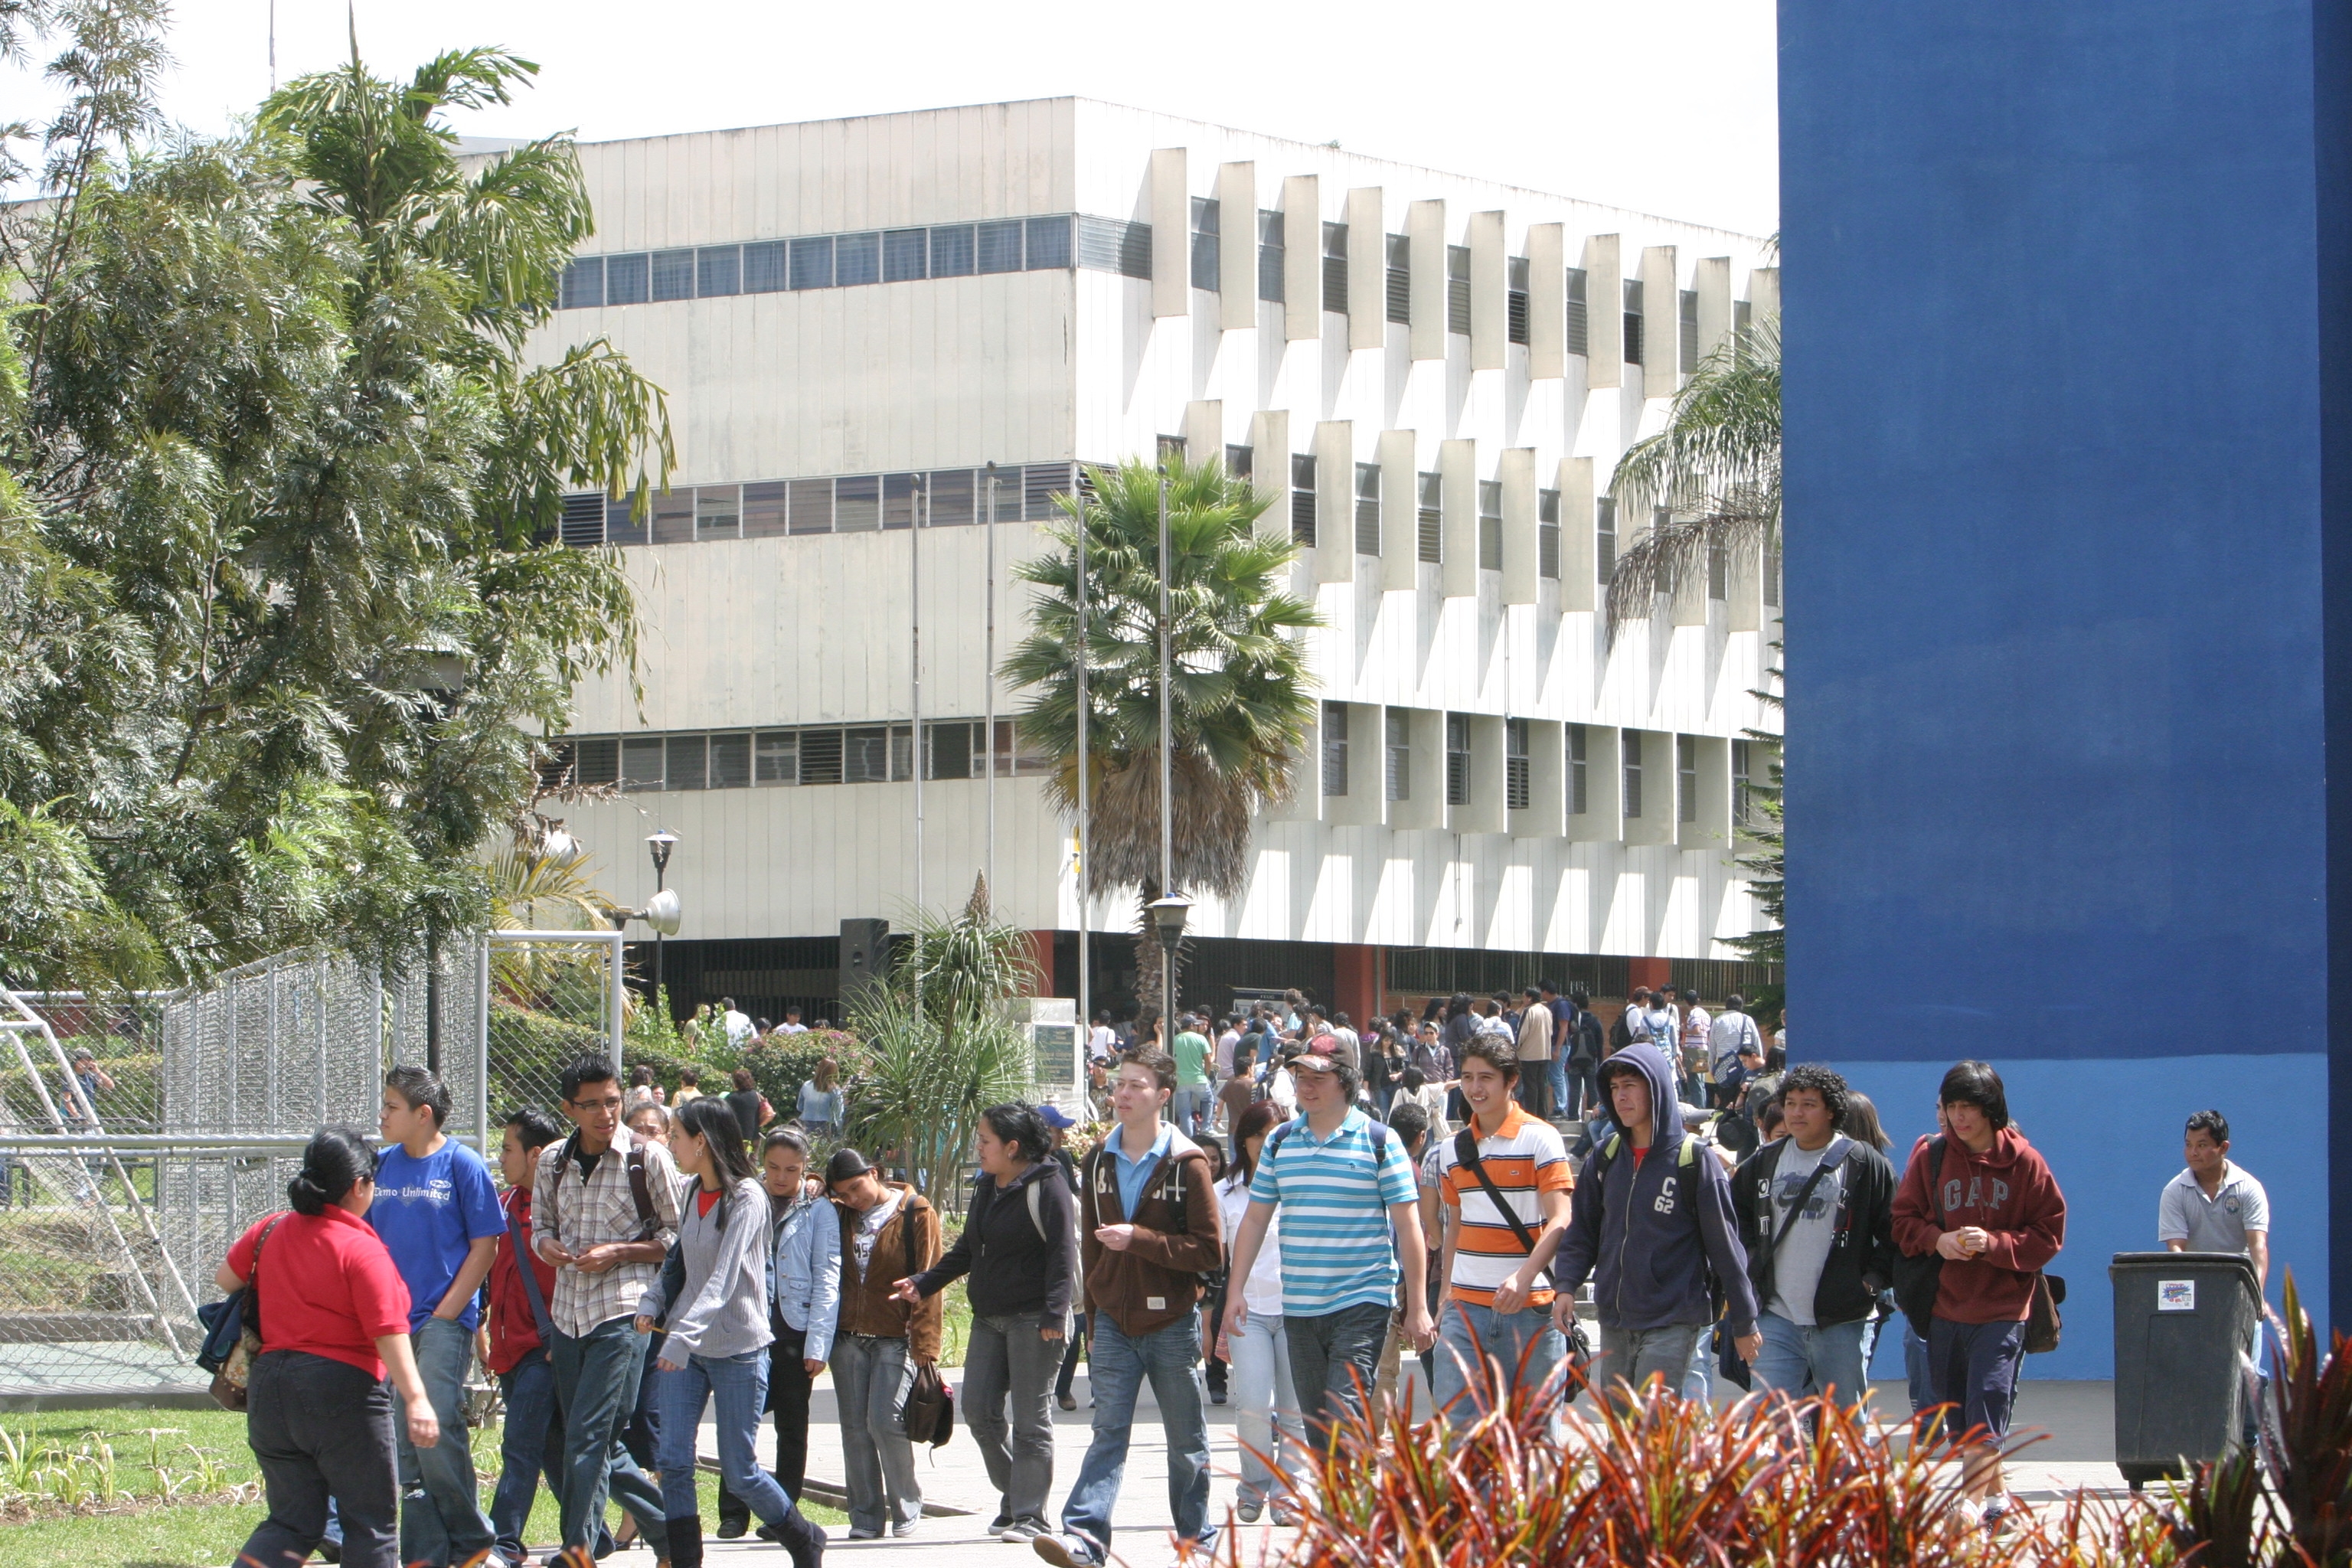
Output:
top-left (1031, 1532), bottom-right (1100, 1568)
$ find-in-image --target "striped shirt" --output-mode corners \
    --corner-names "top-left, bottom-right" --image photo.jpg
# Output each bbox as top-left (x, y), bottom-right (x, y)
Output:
top-left (1249, 1108), bottom-right (1419, 1315)
top-left (1437, 1103), bottom-right (1572, 1308)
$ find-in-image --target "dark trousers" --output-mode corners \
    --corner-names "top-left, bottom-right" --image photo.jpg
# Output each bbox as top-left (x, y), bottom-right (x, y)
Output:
top-left (1283, 1302), bottom-right (1394, 1449)
top-left (550, 1318), bottom-right (671, 1554)
top-left (1057, 1312), bottom-right (1089, 1400)
top-left (491, 1348), bottom-right (567, 1563)
top-left (717, 1325), bottom-right (815, 1522)
top-left (241, 1350), bottom-right (400, 1568)
top-left (1516, 1064), bottom-right (1552, 1119)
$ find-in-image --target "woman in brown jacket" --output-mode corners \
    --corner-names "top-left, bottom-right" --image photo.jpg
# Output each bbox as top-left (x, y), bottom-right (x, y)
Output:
top-left (824, 1149), bottom-right (942, 1540)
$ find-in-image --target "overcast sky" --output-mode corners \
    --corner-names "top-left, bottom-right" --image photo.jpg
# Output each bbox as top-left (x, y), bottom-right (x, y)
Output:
top-left (9, 0), bottom-right (1779, 235)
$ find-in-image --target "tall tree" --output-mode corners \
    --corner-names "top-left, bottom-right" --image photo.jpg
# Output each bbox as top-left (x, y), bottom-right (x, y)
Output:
top-left (0, 8), bottom-right (671, 991)
top-left (1003, 457), bottom-right (1320, 1018)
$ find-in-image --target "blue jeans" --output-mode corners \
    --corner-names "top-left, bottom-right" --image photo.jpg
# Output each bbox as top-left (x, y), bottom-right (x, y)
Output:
top-left (550, 1318), bottom-right (670, 1554)
top-left (1753, 1312), bottom-right (1870, 1407)
top-left (1283, 1300), bottom-right (1394, 1445)
top-left (831, 1334), bottom-right (923, 1534)
top-left (1547, 1056), bottom-right (1570, 1118)
top-left (1432, 1299), bottom-right (1567, 1426)
top-left (653, 1348), bottom-right (795, 1525)
top-left (1903, 1321), bottom-right (1936, 1414)
top-left (1226, 1312), bottom-right (1305, 1510)
top-left (491, 1348), bottom-right (568, 1564)
top-left (1058, 1315), bottom-right (1214, 1563)
top-left (1170, 1087), bottom-right (1208, 1138)
top-left (395, 1315), bottom-right (495, 1566)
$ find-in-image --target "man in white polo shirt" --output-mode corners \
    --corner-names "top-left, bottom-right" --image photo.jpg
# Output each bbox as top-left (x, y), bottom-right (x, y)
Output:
top-left (2159, 1108), bottom-right (2269, 1443)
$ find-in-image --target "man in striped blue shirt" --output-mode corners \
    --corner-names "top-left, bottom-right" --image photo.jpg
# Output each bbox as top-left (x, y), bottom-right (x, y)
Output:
top-left (1223, 1040), bottom-right (1434, 1445)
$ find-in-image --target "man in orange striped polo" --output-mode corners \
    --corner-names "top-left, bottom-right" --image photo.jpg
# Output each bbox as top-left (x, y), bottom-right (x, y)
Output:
top-left (1430, 1034), bottom-right (1574, 1425)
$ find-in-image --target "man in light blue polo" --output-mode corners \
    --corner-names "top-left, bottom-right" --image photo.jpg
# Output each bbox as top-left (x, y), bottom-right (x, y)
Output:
top-left (1222, 1038), bottom-right (1434, 1446)
top-left (2161, 1108), bottom-right (2269, 1442)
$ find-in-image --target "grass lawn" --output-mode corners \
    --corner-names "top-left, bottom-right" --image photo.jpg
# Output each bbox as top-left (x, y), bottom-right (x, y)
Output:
top-left (0, 1405), bottom-right (848, 1568)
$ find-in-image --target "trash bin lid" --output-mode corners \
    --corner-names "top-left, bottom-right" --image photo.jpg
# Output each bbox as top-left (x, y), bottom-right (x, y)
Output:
top-left (2110, 1250), bottom-right (2259, 1293)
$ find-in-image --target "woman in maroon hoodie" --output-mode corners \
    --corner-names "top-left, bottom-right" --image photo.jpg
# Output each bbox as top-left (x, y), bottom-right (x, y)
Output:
top-left (1891, 1060), bottom-right (2065, 1534)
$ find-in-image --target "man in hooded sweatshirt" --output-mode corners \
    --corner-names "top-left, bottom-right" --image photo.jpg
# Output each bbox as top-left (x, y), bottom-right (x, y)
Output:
top-left (1550, 1041), bottom-right (1760, 1401)
top-left (1891, 1060), bottom-right (2064, 1535)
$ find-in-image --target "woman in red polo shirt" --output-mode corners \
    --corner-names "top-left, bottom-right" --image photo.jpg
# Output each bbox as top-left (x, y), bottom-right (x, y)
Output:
top-left (215, 1126), bottom-right (439, 1568)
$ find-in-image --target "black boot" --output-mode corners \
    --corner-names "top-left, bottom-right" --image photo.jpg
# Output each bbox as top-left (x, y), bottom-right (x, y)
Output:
top-left (756, 1504), bottom-right (826, 1568)
top-left (665, 1514), bottom-right (704, 1568)
top-left (714, 1480), bottom-right (750, 1540)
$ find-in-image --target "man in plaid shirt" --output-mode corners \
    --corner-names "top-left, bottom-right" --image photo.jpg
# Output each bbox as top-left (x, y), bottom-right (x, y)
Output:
top-left (534, 1055), bottom-right (684, 1558)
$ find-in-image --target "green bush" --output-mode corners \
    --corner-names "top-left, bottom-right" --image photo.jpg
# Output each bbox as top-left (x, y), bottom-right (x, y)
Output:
top-left (0, 1049), bottom-right (161, 1132)
top-left (740, 1031), bottom-right (856, 1118)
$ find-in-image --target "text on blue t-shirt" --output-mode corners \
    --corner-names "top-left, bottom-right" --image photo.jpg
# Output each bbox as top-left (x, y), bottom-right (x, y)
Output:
top-left (369, 1138), bottom-right (507, 1331)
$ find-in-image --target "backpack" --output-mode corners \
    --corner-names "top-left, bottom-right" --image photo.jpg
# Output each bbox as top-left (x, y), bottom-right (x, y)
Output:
top-left (1892, 1135), bottom-right (2066, 1351)
top-left (1082, 1139), bottom-right (1224, 1289)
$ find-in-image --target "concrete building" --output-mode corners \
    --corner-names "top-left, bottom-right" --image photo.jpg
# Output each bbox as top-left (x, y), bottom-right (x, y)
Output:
top-left (529, 98), bottom-right (1783, 1038)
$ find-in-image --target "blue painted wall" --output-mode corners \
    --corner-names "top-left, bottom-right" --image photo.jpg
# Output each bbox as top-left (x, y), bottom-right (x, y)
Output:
top-left (1779, 0), bottom-right (2346, 1374)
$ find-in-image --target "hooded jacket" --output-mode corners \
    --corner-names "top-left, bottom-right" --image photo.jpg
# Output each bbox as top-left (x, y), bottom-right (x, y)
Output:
top-left (1730, 1135), bottom-right (1899, 1328)
top-left (1891, 1127), bottom-right (2065, 1325)
top-left (1553, 1043), bottom-right (1759, 1336)
top-left (835, 1183), bottom-right (945, 1362)
top-left (1078, 1122), bottom-right (1223, 1339)
top-left (910, 1158), bottom-right (1078, 1320)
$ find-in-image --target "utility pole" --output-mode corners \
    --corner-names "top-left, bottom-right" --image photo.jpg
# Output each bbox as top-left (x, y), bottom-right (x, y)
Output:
top-left (913, 473), bottom-right (924, 916)
top-left (1074, 479), bottom-right (1092, 1076)
top-left (1158, 469), bottom-right (1174, 998)
top-left (985, 462), bottom-right (1000, 897)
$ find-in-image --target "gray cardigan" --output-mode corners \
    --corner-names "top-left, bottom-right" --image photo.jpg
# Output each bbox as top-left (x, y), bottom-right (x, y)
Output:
top-left (635, 1177), bottom-right (774, 1361)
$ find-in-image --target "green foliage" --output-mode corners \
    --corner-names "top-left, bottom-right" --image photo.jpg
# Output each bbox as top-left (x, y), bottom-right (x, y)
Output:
top-left (0, 13), bottom-right (671, 994)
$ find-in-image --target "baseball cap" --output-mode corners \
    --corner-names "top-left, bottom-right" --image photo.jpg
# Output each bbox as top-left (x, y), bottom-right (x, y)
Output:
top-left (1037, 1104), bottom-right (1076, 1130)
top-left (1292, 1037), bottom-right (1343, 1073)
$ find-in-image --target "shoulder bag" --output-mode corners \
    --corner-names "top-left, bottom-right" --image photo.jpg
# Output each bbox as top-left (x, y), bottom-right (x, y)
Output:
top-left (1452, 1128), bottom-right (1590, 1383)
top-left (200, 1214), bottom-right (285, 1411)
top-left (896, 1200), bottom-right (956, 1446)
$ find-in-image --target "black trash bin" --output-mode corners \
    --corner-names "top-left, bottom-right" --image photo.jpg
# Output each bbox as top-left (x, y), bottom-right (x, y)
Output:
top-left (2111, 1250), bottom-right (2262, 1488)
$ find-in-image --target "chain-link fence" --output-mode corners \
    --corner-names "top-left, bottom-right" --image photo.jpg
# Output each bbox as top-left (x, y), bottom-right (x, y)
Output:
top-left (0, 930), bottom-right (619, 1397)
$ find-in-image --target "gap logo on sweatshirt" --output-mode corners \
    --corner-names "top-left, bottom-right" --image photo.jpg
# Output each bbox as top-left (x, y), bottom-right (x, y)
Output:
top-left (1943, 1174), bottom-right (2011, 1213)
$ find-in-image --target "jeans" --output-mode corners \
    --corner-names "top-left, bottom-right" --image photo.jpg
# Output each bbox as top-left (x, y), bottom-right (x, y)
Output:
top-left (963, 1312), bottom-right (1063, 1527)
top-left (1432, 1299), bottom-right (1568, 1426)
top-left (1227, 1312), bottom-right (1306, 1510)
top-left (1903, 1321), bottom-right (1936, 1414)
top-left (1171, 1086), bottom-right (1209, 1138)
top-left (653, 1348), bottom-right (797, 1526)
top-left (550, 1318), bottom-right (670, 1555)
top-left (1058, 1315), bottom-right (1214, 1563)
top-left (491, 1348), bottom-right (567, 1564)
top-left (1547, 1056), bottom-right (1570, 1119)
top-left (394, 1315), bottom-right (496, 1566)
top-left (1562, 1061), bottom-right (1599, 1122)
top-left (1592, 1321), bottom-right (1706, 1403)
top-left (717, 1325), bottom-right (817, 1523)
top-left (621, 1328), bottom-right (663, 1470)
top-left (1516, 1065), bottom-right (1551, 1119)
top-left (832, 1333), bottom-right (923, 1534)
top-left (241, 1351), bottom-right (399, 1568)
top-left (1752, 1312), bottom-right (1870, 1408)
top-left (1283, 1300), bottom-right (1393, 1447)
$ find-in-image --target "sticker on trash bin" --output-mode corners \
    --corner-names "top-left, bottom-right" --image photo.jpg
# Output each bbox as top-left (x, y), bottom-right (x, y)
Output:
top-left (2158, 1280), bottom-right (2195, 1312)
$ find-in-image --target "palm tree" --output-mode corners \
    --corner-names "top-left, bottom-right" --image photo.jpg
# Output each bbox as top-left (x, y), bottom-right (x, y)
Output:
top-left (1604, 313), bottom-right (1781, 634)
top-left (1003, 457), bottom-right (1321, 1018)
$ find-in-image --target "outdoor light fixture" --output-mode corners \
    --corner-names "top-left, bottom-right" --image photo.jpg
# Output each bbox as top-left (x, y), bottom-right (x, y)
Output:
top-left (539, 825), bottom-right (580, 866)
top-left (1148, 894), bottom-right (1190, 1029)
top-left (643, 887), bottom-right (682, 936)
top-left (645, 829), bottom-right (681, 1004)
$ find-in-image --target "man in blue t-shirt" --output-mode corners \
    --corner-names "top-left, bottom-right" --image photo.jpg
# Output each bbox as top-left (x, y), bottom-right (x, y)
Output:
top-left (374, 1065), bottom-right (507, 1566)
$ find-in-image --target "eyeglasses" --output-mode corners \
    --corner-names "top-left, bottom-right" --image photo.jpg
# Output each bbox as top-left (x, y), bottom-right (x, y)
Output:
top-left (568, 1094), bottom-right (626, 1114)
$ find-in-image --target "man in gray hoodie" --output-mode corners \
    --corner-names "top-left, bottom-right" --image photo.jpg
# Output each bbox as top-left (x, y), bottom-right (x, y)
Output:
top-left (1550, 1041), bottom-right (1760, 1401)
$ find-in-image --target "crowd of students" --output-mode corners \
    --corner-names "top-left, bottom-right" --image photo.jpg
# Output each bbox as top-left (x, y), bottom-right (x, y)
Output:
top-left (212, 985), bottom-right (2277, 1566)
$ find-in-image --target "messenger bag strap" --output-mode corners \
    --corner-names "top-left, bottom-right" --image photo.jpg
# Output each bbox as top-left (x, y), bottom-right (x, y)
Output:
top-left (626, 1145), bottom-right (658, 1239)
top-left (1452, 1126), bottom-right (1552, 1289)
top-left (505, 1194), bottom-right (556, 1348)
top-left (1766, 1135), bottom-right (1851, 1259)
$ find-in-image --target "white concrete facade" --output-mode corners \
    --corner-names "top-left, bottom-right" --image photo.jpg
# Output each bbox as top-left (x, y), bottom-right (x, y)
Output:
top-left (531, 98), bottom-right (1781, 963)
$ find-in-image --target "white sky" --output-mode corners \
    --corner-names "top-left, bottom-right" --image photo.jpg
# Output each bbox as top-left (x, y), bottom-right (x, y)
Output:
top-left (10, 0), bottom-right (1779, 235)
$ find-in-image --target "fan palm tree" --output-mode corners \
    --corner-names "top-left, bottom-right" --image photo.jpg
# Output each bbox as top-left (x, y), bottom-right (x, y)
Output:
top-left (1604, 312), bottom-right (1781, 634)
top-left (1003, 456), bottom-right (1321, 1018)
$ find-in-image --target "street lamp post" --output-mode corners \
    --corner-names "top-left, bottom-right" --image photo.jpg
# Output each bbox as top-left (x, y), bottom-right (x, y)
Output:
top-left (646, 828), bottom-right (679, 1015)
top-left (1148, 895), bottom-right (1190, 1036)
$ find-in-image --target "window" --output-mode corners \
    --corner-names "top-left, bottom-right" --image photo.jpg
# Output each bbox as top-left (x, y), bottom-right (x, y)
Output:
top-left (1257, 210), bottom-right (1284, 302)
top-left (695, 485), bottom-right (740, 541)
top-left (1417, 471), bottom-right (1442, 564)
top-left (1565, 267), bottom-right (1588, 356)
top-left (980, 465), bottom-right (1013, 522)
top-left (1765, 542), bottom-right (1782, 608)
top-left (651, 491), bottom-right (694, 545)
top-left (883, 472), bottom-right (920, 531)
top-left (844, 727), bottom-right (891, 783)
top-left (1596, 497), bottom-right (1618, 582)
top-left (665, 733), bottom-right (707, 791)
top-left (1076, 215), bottom-right (1152, 278)
top-left (622, 737), bottom-right (664, 791)
top-left (1566, 724), bottom-right (1588, 815)
top-left (988, 719), bottom-right (1053, 776)
top-left (1708, 542), bottom-right (1727, 599)
top-left (709, 732), bottom-right (752, 789)
top-left (1445, 714), bottom-right (1471, 806)
top-left (1507, 256), bottom-right (1530, 345)
top-left (1321, 702), bottom-right (1349, 797)
top-left (755, 730), bottom-right (798, 785)
top-left (1354, 461), bottom-right (1381, 556)
top-left (576, 737), bottom-right (619, 786)
top-left (1385, 709), bottom-right (1410, 802)
top-left (925, 720), bottom-right (973, 779)
top-left (798, 728), bottom-right (844, 786)
top-left (1622, 730), bottom-right (1643, 818)
top-left (835, 475), bottom-right (880, 533)
top-left (1385, 234), bottom-right (1410, 324)
top-left (1022, 463), bottom-right (1070, 520)
top-left (883, 228), bottom-right (928, 283)
top-left (743, 240), bottom-right (786, 292)
top-left (1024, 216), bottom-right (1072, 270)
top-left (927, 469), bottom-right (975, 527)
top-left (1506, 719), bottom-right (1530, 811)
top-left (1677, 735), bottom-right (1699, 823)
top-left (650, 248), bottom-right (695, 302)
top-left (1679, 289), bottom-right (1700, 374)
top-left (1290, 453), bottom-right (1317, 546)
top-left (1158, 435), bottom-right (1187, 464)
top-left (560, 256), bottom-right (603, 309)
top-left (743, 481), bottom-right (788, 539)
top-left (697, 245), bottom-right (740, 298)
top-left (606, 253), bottom-right (648, 305)
top-left (789, 236), bottom-right (834, 290)
top-left (836, 231), bottom-right (882, 288)
top-left (1322, 221), bottom-right (1348, 313)
top-left (605, 498), bottom-right (645, 545)
top-left (976, 220), bottom-right (1024, 274)
top-left (929, 224), bottom-right (975, 277)
top-left (1622, 278), bottom-right (1645, 366)
top-left (560, 492), bottom-right (605, 547)
top-left (787, 477), bottom-right (833, 534)
top-left (1732, 738), bottom-right (1753, 825)
top-left (1190, 197), bottom-right (1220, 292)
top-left (890, 724), bottom-right (914, 780)
top-left (1447, 244), bottom-right (1472, 335)
top-left (1538, 488), bottom-right (1561, 579)
top-left (1733, 297), bottom-right (1753, 353)
top-left (1223, 443), bottom-right (1253, 482)
top-left (1478, 479), bottom-right (1503, 570)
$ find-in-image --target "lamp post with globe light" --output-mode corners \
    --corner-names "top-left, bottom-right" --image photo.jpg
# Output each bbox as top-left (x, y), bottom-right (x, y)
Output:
top-left (1148, 895), bottom-right (1190, 1037)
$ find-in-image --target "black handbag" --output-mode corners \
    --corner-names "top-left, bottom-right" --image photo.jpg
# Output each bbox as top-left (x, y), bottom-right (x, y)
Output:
top-left (1891, 1137), bottom-right (1949, 1338)
top-left (1451, 1129), bottom-right (1592, 1382)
